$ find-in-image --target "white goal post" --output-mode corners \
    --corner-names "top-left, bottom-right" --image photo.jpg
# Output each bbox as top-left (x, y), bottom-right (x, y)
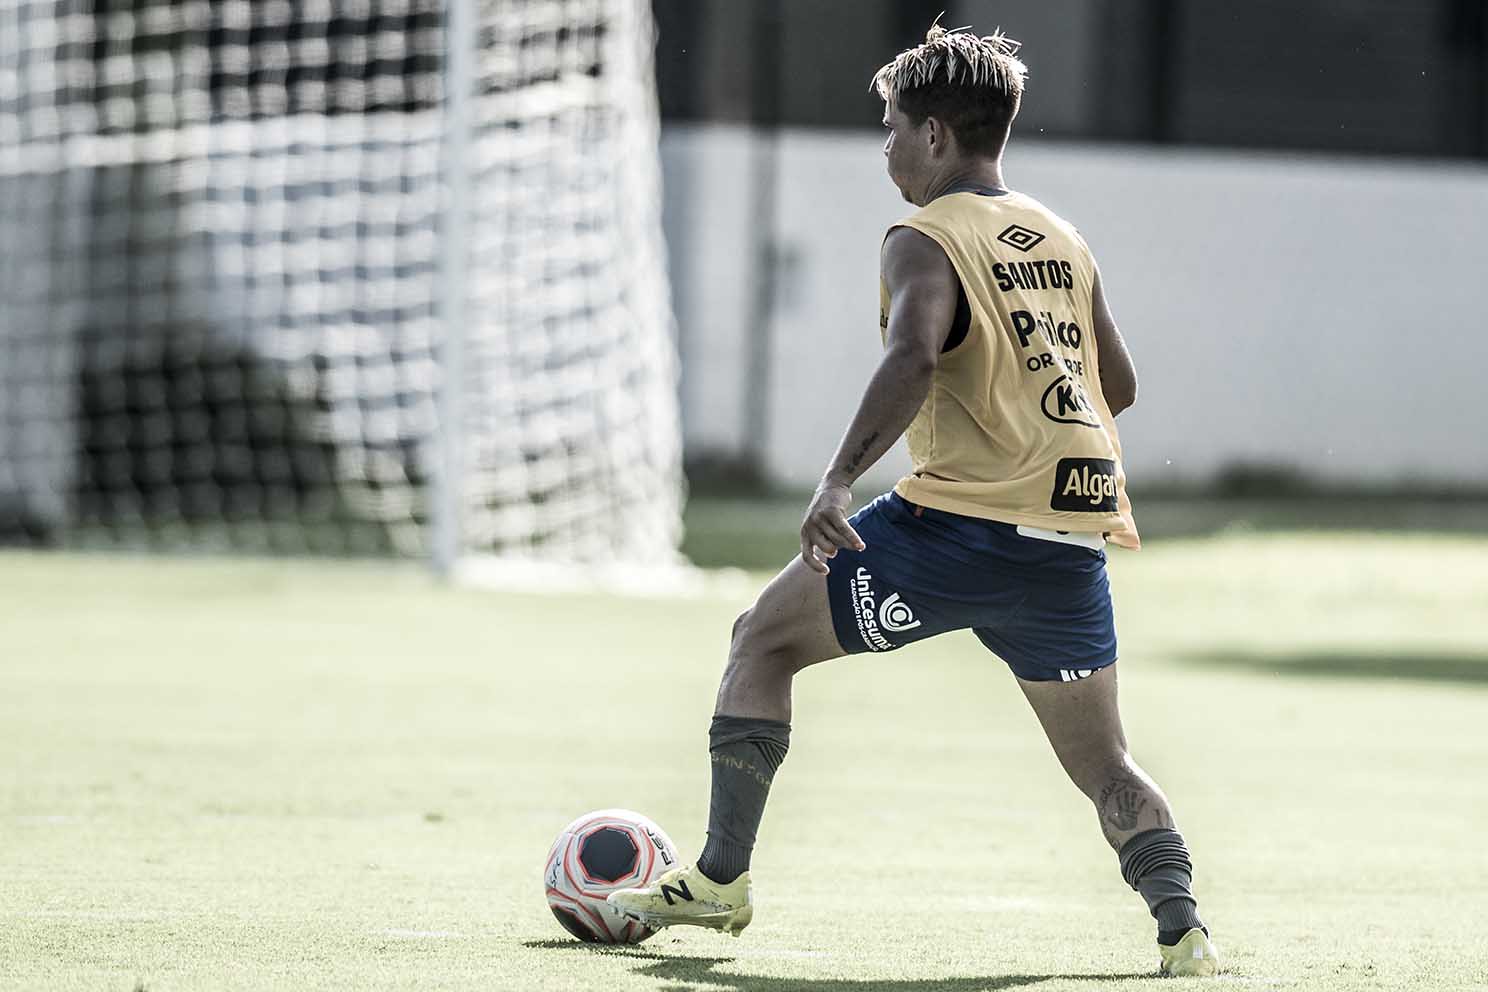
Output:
top-left (0, 0), bottom-right (683, 569)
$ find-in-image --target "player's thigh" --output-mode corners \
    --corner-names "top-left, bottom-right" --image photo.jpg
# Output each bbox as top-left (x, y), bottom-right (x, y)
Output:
top-left (734, 490), bottom-right (975, 671)
top-left (731, 554), bottom-right (845, 673)
top-left (1016, 663), bottom-right (1130, 790)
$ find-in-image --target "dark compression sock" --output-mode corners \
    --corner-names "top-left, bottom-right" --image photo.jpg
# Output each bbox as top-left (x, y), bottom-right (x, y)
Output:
top-left (696, 715), bottom-right (791, 885)
top-left (1118, 827), bottom-right (1205, 943)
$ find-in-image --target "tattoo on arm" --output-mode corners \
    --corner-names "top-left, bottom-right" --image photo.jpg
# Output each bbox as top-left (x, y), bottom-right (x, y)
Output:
top-left (841, 430), bottom-right (880, 476)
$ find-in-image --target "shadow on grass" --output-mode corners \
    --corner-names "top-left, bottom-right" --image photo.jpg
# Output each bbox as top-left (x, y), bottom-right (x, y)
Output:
top-left (1188, 650), bottom-right (1488, 685)
top-left (521, 938), bottom-right (673, 960)
top-left (522, 941), bottom-right (1151, 990)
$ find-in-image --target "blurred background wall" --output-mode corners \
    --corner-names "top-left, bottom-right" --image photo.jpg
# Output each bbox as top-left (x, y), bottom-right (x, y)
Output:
top-left (652, 0), bottom-right (1488, 493)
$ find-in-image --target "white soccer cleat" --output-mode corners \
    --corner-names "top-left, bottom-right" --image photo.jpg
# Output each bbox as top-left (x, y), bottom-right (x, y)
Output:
top-left (1158, 927), bottom-right (1221, 977)
top-left (606, 863), bottom-right (753, 936)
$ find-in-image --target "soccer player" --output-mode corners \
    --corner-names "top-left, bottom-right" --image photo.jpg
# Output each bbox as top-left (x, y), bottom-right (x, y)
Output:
top-left (610, 23), bottom-right (1219, 977)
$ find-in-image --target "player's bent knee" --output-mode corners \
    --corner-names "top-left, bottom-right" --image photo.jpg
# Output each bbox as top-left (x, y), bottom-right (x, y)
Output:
top-left (730, 608), bottom-right (751, 647)
top-left (729, 607), bottom-right (812, 677)
top-left (729, 617), bottom-right (787, 670)
top-left (729, 607), bottom-right (765, 659)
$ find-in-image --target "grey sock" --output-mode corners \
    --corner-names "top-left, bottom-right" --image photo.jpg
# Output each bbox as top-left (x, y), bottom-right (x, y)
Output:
top-left (1118, 828), bottom-right (1205, 940)
top-left (696, 715), bottom-right (790, 885)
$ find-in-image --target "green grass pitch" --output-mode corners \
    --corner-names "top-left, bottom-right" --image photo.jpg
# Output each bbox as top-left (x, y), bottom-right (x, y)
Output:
top-left (3, 535), bottom-right (1487, 991)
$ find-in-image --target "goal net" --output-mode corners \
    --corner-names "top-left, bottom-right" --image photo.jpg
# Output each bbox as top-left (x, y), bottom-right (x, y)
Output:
top-left (0, 0), bottom-right (683, 566)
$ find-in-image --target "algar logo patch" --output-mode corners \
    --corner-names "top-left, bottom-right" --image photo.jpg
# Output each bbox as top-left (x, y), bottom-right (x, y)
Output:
top-left (1050, 458), bottom-right (1119, 512)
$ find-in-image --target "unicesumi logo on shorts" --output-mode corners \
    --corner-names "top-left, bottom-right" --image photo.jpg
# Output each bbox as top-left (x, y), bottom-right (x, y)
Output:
top-left (852, 567), bottom-right (919, 651)
top-left (878, 593), bottom-right (920, 633)
top-left (1050, 458), bottom-right (1119, 512)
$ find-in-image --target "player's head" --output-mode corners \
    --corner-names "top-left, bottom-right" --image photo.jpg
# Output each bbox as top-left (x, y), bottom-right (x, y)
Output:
top-left (872, 22), bottom-right (1027, 205)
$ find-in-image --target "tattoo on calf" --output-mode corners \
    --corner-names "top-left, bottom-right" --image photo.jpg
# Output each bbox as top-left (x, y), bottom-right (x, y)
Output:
top-left (1098, 772), bottom-right (1152, 844)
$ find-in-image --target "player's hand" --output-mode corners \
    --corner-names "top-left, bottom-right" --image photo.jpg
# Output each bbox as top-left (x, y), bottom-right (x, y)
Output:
top-left (800, 483), bottom-right (865, 575)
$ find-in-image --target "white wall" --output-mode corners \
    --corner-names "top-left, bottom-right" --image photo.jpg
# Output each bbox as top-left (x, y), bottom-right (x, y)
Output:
top-left (662, 124), bottom-right (1488, 490)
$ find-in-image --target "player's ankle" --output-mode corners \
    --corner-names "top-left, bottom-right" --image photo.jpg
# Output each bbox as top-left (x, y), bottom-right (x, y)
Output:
top-left (1153, 893), bottom-right (1203, 938)
top-left (1158, 924), bottom-right (1209, 946)
top-left (696, 844), bottom-right (749, 885)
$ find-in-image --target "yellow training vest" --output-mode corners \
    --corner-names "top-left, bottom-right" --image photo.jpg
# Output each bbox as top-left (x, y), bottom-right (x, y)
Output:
top-left (882, 190), bottom-right (1139, 548)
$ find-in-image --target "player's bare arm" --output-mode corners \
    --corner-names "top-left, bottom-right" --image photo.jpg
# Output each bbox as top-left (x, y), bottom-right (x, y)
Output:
top-left (799, 226), bottom-right (959, 574)
top-left (1091, 266), bottom-right (1138, 415)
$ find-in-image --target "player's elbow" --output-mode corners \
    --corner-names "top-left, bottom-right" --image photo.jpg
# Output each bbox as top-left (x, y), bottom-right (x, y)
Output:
top-left (887, 341), bottom-right (938, 382)
top-left (1105, 375), bottom-right (1137, 416)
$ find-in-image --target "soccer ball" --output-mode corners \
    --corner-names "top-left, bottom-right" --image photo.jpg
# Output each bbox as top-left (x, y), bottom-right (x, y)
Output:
top-left (543, 808), bottom-right (679, 944)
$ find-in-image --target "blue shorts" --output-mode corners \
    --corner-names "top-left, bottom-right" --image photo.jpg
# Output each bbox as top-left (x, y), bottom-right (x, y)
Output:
top-left (824, 492), bottom-right (1117, 682)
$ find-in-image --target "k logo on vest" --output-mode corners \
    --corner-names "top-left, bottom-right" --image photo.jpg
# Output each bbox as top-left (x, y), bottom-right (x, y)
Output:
top-left (1040, 374), bottom-right (1101, 429)
top-left (1050, 458), bottom-right (1119, 512)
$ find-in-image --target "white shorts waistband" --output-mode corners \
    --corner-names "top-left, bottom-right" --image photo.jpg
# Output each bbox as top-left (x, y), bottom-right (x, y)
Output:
top-left (1015, 524), bottom-right (1106, 550)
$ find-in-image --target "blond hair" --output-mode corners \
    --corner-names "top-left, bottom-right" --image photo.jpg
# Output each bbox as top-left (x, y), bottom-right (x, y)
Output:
top-left (871, 20), bottom-right (1027, 153)
top-left (871, 20), bottom-right (1027, 105)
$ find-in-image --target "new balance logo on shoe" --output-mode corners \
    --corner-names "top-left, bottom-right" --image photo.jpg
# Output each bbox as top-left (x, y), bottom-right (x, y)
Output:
top-left (660, 879), bottom-right (693, 906)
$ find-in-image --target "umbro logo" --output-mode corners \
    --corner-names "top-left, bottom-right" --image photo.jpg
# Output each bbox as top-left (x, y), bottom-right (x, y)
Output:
top-left (997, 224), bottom-right (1045, 253)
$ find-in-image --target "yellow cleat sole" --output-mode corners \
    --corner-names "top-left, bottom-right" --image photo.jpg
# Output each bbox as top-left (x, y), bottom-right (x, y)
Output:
top-left (614, 904), bottom-right (752, 937)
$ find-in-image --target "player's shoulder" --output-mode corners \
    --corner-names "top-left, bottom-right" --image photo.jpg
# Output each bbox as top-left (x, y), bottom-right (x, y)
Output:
top-left (1003, 191), bottom-right (1087, 248)
top-left (879, 222), bottom-right (957, 289)
top-left (902, 190), bottom-right (1085, 245)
